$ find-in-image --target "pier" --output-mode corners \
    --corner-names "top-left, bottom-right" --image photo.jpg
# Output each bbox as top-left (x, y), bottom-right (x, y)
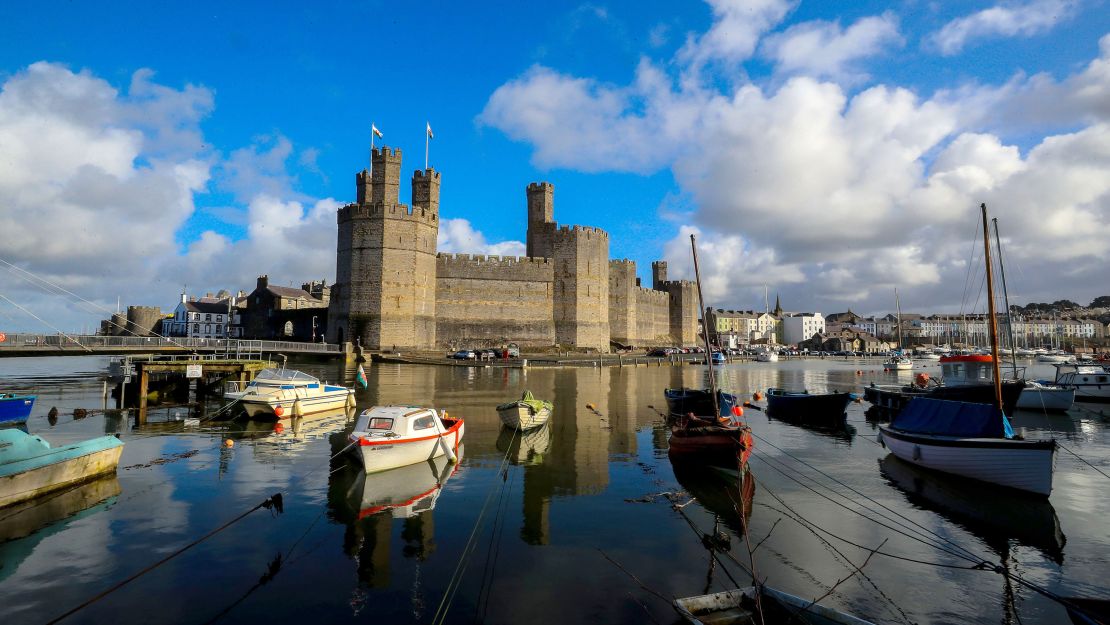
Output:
top-left (0, 334), bottom-right (344, 358)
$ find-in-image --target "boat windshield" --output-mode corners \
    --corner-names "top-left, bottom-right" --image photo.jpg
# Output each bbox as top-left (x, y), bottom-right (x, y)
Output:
top-left (253, 368), bottom-right (319, 384)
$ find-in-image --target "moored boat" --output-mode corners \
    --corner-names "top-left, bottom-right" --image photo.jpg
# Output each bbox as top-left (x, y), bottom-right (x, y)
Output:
top-left (883, 354), bottom-right (914, 370)
top-left (766, 388), bottom-right (851, 423)
top-left (664, 388), bottom-right (738, 418)
top-left (1016, 380), bottom-right (1075, 412)
top-left (496, 390), bottom-right (552, 431)
top-left (348, 448), bottom-right (461, 520)
top-left (675, 585), bottom-right (875, 625)
top-left (230, 368), bottom-right (354, 419)
top-left (348, 405), bottom-right (463, 474)
top-left (0, 392), bottom-right (36, 426)
top-left (864, 354), bottom-right (1025, 419)
top-left (1053, 364), bottom-right (1110, 403)
top-left (0, 429), bottom-right (124, 508)
top-left (754, 349), bottom-right (778, 363)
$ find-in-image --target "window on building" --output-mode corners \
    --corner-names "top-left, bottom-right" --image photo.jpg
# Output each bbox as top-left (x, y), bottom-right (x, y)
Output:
top-left (205, 324), bottom-right (212, 334)
top-left (217, 315), bottom-right (223, 322)
top-left (192, 324), bottom-right (199, 333)
top-left (205, 314), bottom-right (211, 321)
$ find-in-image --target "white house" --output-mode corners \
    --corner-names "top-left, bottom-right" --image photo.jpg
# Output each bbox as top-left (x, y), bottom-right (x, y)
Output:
top-left (784, 312), bottom-right (825, 346)
top-left (163, 293), bottom-right (242, 339)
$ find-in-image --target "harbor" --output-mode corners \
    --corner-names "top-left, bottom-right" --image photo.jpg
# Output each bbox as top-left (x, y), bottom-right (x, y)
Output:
top-left (1, 354), bottom-right (1108, 624)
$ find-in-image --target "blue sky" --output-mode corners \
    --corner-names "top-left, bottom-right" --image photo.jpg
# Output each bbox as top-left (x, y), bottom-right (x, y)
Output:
top-left (1, 1), bottom-right (1109, 331)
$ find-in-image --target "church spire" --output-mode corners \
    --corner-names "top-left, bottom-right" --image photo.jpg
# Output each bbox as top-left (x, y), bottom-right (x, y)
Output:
top-left (774, 293), bottom-right (783, 317)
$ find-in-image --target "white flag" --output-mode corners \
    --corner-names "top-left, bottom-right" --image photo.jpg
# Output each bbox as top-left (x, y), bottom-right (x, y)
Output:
top-left (426, 122), bottom-right (434, 139)
top-left (372, 124), bottom-right (383, 139)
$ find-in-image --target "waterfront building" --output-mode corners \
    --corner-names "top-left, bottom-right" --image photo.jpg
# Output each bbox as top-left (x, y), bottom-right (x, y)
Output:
top-left (326, 145), bottom-right (697, 351)
top-left (163, 292), bottom-right (242, 339)
top-left (783, 312), bottom-right (825, 345)
top-left (241, 275), bottom-right (330, 341)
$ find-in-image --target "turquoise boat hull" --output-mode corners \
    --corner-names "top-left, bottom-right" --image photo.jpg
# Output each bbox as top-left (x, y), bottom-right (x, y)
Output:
top-left (0, 429), bottom-right (124, 508)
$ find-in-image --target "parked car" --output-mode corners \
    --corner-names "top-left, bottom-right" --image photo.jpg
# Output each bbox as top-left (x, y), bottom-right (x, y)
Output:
top-left (647, 348), bottom-right (671, 357)
top-left (506, 345), bottom-right (521, 358)
top-left (449, 350), bottom-right (476, 360)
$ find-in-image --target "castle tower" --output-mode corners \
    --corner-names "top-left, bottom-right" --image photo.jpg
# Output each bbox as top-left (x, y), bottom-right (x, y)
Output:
top-left (526, 182), bottom-right (556, 258)
top-left (652, 261), bottom-right (668, 290)
top-left (608, 259), bottom-right (637, 347)
top-left (553, 226), bottom-right (610, 350)
top-left (356, 169), bottom-right (372, 205)
top-left (327, 146), bottom-right (439, 350)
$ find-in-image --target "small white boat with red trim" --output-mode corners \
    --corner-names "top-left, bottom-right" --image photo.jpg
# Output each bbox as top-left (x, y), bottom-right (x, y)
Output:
top-left (348, 405), bottom-right (464, 474)
top-left (230, 368), bottom-right (355, 419)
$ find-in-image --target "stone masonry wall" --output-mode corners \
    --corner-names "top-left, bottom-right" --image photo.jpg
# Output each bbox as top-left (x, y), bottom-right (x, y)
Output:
top-left (635, 287), bottom-right (671, 345)
top-left (608, 260), bottom-right (637, 346)
top-left (662, 280), bottom-right (699, 345)
top-left (435, 254), bottom-right (555, 347)
top-left (553, 226), bottom-right (610, 350)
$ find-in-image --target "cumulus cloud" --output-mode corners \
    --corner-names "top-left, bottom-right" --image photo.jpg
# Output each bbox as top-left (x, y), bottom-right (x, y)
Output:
top-left (438, 218), bottom-right (526, 257)
top-left (481, 3), bottom-right (1110, 313)
top-left (761, 13), bottom-right (902, 81)
top-left (677, 0), bottom-right (795, 76)
top-left (928, 0), bottom-right (1078, 56)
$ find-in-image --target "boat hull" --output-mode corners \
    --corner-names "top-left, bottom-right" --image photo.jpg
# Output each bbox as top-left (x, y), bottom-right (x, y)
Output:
top-left (675, 586), bottom-right (875, 625)
top-left (864, 380), bottom-right (1024, 419)
top-left (352, 419), bottom-right (464, 474)
top-left (878, 426), bottom-right (1056, 497)
top-left (0, 437), bottom-right (124, 508)
top-left (1016, 385), bottom-right (1075, 411)
top-left (766, 390), bottom-right (851, 423)
top-left (240, 389), bottom-right (353, 419)
top-left (497, 404), bottom-right (551, 431)
top-left (0, 395), bottom-right (36, 426)
top-left (664, 388), bottom-right (738, 418)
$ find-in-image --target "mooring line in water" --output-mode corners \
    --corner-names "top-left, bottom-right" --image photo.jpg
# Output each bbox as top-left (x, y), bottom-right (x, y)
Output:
top-left (1056, 442), bottom-right (1110, 481)
top-left (430, 426), bottom-right (519, 625)
top-left (45, 493), bottom-right (284, 624)
top-left (472, 448), bottom-right (519, 623)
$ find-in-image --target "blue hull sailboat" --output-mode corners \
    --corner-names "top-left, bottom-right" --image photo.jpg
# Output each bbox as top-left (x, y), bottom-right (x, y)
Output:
top-left (0, 393), bottom-right (36, 426)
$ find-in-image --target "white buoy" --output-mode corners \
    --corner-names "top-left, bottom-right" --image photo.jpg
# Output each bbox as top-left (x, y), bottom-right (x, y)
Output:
top-left (292, 399), bottom-right (303, 418)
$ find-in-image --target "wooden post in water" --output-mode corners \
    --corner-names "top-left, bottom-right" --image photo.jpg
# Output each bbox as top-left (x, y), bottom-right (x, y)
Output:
top-left (980, 203), bottom-right (1005, 411)
top-left (138, 367), bottom-right (149, 425)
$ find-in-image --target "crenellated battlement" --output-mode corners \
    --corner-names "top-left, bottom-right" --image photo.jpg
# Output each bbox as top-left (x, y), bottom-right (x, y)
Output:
top-left (527, 181), bottom-right (553, 192)
top-left (437, 252), bottom-right (554, 281)
top-left (610, 258), bottom-right (636, 267)
top-left (554, 224), bottom-right (609, 240)
top-left (337, 201), bottom-right (439, 226)
top-left (372, 146), bottom-right (401, 159)
top-left (637, 286), bottom-right (669, 301)
top-left (413, 168), bottom-right (441, 181)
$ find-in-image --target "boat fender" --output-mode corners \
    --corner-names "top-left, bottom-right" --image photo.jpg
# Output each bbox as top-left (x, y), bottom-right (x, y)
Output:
top-left (912, 445), bottom-right (921, 461)
top-left (346, 392), bottom-right (356, 408)
top-left (274, 422), bottom-right (284, 434)
top-left (274, 405), bottom-right (284, 417)
top-left (292, 399), bottom-right (303, 418)
top-left (877, 432), bottom-right (885, 448)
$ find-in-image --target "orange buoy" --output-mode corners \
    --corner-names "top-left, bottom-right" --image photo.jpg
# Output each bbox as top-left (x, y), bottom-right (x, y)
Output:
top-left (752, 392), bottom-right (763, 401)
top-left (224, 439), bottom-right (234, 448)
top-left (732, 405), bottom-right (744, 418)
top-left (274, 422), bottom-right (284, 434)
top-left (274, 405), bottom-right (284, 417)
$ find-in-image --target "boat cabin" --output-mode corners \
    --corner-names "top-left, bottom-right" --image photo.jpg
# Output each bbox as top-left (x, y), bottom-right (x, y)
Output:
top-left (352, 406), bottom-right (445, 440)
top-left (939, 354), bottom-right (998, 387)
top-left (1054, 364), bottom-right (1110, 385)
top-left (247, 368), bottom-right (321, 390)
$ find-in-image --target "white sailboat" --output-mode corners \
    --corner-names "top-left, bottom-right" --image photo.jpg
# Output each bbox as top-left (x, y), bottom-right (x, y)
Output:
top-left (879, 204), bottom-right (1056, 497)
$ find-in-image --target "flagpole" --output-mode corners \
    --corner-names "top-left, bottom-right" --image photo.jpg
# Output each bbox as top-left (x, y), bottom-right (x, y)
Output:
top-left (369, 121), bottom-right (374, 172)
top-left (425, 127), bottom-right (429, 170)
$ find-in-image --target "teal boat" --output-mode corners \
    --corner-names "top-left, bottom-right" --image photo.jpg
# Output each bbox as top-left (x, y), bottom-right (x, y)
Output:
top-left (0, 429), bottom-right (124, 508)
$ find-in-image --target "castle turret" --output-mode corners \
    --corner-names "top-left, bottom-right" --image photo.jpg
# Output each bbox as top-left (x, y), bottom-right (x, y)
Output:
top-left (328, 145), bottom-right (438, 350)
top-left (526, 182), bottom-right (556, 258)
top-left (371, 147), bottom-right (402, 204)
top-left (652, 261), bottom-right (667, 290)
top-left (356, 169), bottom-right (373, 205)
top-left (412, 168), bottom-right (441, 215)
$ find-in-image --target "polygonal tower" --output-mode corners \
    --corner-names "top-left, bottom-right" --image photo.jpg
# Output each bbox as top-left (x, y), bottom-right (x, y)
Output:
top-left (327, 146), bottom-right (439, 350)
top-left (526, 182), bottom-right (556, 258)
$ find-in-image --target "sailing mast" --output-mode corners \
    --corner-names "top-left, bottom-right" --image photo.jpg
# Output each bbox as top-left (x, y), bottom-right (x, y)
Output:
top-left (992, 218), bottom-right (1019, 379)
top-left (691, 234), bottom-right (721, 421)
top-left (980, 203), bottom-right (1004, 411)
top-left (895, 288), bottom-right (904, 352)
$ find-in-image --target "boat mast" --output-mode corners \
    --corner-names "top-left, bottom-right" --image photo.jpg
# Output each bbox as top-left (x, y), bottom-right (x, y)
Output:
top-left (992, 218), bottom-right (1019, 379)
top-left (980, 203), bottom-right (1004, 411)
top-left (691, 234), bottom-right (721, 420)
top-left (895, 288), bottom-right (903, 352)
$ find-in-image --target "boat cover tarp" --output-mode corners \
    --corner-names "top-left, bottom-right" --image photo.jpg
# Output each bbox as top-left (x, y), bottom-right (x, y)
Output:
top-left (892, 398), bottom-right (1014, 438)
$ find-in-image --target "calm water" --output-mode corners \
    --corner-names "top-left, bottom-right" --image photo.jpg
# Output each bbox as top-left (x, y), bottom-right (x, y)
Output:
top-left (1, 356), bottom-right (1108, 624)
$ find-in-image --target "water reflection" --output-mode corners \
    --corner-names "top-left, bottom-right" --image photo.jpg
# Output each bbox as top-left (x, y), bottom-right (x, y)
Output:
top-left (879, 454), bottom-right (1066, 563)
top-left (671, 461), bottom-right (756, 536)
top-left (766, 414), bottom-right (858, 443)
top-left (0, 476), bottom-right (120, 584)
top-left (495, 422), bottom-right (550, 465)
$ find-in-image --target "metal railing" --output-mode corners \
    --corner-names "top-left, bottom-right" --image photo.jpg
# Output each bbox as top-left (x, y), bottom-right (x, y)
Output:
top-left (0, 334), bottom-right (341, 354)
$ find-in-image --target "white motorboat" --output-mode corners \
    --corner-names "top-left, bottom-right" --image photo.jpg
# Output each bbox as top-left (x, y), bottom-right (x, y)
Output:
top-left (1037, 354), bottom-right (1074, 364)
top-left (496, 390), bottom-right (552, 431)
top-left (879, 398), bottom-right (1056, 496)
top-left (1053, 364), bottom-right (1110, 403)
top-left (231, 368), bottom-right (354, 419)
top-left (1016, 381), bottom-right (1075, 412)
top-left (754, 349), bottom-right (778, 363)
top-left (883, 355), bottom-right (914, 370)
top-left (1, 429), bottom-right (124, 508)
top-left (348, 406), bottom-right (464, 473)
top-left (917, 353), bottom-right (941, 361)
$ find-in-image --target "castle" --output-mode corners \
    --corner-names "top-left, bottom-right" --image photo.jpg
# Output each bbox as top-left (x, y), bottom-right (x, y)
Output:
top-left (326, 146), bottom-right (698, 351)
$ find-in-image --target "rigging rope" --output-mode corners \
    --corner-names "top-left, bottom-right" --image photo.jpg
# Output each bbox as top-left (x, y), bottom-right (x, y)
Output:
top-left (0, 292), bottom-right (92, 351)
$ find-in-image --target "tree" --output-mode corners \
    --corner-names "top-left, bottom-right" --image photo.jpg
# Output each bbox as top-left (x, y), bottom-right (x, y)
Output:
top-left (1089, 295), bottom-right (1110, 308)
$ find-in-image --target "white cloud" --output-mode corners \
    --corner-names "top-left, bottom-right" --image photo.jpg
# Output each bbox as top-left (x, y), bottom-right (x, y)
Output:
top-left (761, 13), bottom-right (902, 81)
top-left (437, 218), bottom-right (526, 257)
top-left (481, 4), bottom-right (1110, 313)
top-left (928, 0), bottom-right (1078, 56)
top-left (677, 0), bottom-right (795, 76)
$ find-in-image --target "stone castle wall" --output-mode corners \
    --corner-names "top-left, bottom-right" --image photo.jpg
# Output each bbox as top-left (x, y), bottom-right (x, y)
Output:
top-left (636, 287), bottom-right (671, 344)
top-left (553, 225), bottom-right (610, 350)
top-left (435, 254), bottom-right (555, 347)
top-left (662, 280), bottom-right (699, 345)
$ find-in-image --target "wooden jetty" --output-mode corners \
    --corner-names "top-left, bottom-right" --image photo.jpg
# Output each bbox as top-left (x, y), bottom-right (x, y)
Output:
top-left (114, 356), bottom-right (274, 424)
